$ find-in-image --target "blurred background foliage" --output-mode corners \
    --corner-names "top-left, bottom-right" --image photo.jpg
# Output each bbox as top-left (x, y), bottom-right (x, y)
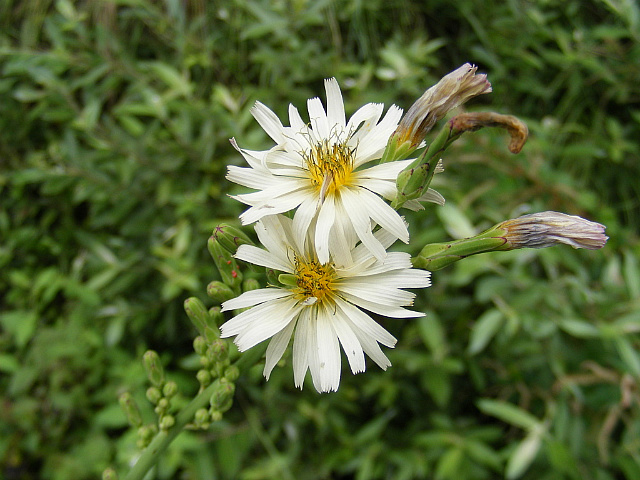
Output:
top-left (1, 0), bottom-right (639, 479)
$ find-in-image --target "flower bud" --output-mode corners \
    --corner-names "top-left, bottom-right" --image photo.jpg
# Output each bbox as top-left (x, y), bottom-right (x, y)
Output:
top-left (209, 306), bottom-right (225, 327)
top-left (197, 369), bottom-right (212, 387)
top-left (162, 381), bottom-right (178, 398)
top-left (119, 392), bottom-right (143, 428)
top-left (392, 63), bottom-right (492, 151)
top-left (146, 386), bottom-right (162, 405)
top-left (212, 223), bottom-right (254, 254)
top-left (184, 297), bottom-right (210, 336)
top-left (210, 378), bottom-right (235, 413)
top-left (102, 468), bottom-right (118, 480)
top-left (159, 414), bottom-right (175, 431)
top-left (155, 397), bottom-right (169, 416)
top-left (207, 280), bottom-right (236, 303)
top-left (143, 351), bottom-right (164, 388)
top-left (208, 338), bottom-right (229, 363)
top-left (496, 212), bottom-right (608, 250)
top-left (224, 365), bottom-right (240, 382)
top-left (242, 278), bottom-right (260, 292)
top-left (193, 336), bottom-right (207, 356)
top-left (194, 408), bottom-right (210, 428)
top-left (208, 236), bottom-right (243, 288)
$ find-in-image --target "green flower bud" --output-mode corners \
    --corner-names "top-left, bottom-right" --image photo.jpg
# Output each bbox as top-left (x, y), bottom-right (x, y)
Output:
top-left (209, 306), bottom-right (225, 327)
top-left (163, 381), bottom-right (178, 398)
top-left (393, 160), bottom-right (432, 209)
top-left (146, 386), bottom-right (162, 405)
top-left (212, 223), bottom-right (254, 254)
top-left (204, 325), bottom-right (220, 344)
top-left (143, 350), bottom-right (165, 388)
top-left (196, 369), bottom-right (212, 387)
top-left (159, 414), bottom-right (175, 431)
top-left (184, 297), bottom-right (210, 336)
top-left (208, 236), bottom-right (243, 288)
top-left (224, 365), bottom-right (240, 382)
top-left (137, 424), bottom-right (157, 448)
top-left (119, 392), bottom-right (143, 428)
top-left (209, 410), bottom-right (223, 422)
top-left (155, 397), bottom-right (170, 416)
top-left (207, 280), bottom-right (236, 303)
top-left (210, 378), bottom-right (235, 413)
top-left (194, 408), bottom-right (210, 428)
top-left (242, 278), bottom-right (260, 292)
top-left (102, 468), bottom-right (118, 480)
top-left (209, 338), bottom-right (229, 363)
top-left (193, 336), bottom-right (207, 356)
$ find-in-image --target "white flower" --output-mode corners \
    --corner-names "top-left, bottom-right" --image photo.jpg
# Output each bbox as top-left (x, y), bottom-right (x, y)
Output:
top-left (228, 78), bottom-right (418, 263)
top-left (220, 215), bottom-right (431, 393)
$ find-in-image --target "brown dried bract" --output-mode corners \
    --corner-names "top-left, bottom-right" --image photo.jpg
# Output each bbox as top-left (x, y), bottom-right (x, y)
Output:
top-left (450, 112), bottom-right (529, 154)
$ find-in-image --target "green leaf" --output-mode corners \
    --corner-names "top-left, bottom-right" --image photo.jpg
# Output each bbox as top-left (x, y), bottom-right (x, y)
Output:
top-left (468, 309), bottom-right (504, 354)
top-left (558, 318), bottom-right (600, 338)
top-left (477, 399), bottom-right (541, 431)
top-left (506, 428), bottom-right (543, 479)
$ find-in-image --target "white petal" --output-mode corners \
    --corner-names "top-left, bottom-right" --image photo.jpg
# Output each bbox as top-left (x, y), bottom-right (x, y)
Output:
top-left (227, 165), bottom-right (275, 190)
top-left (324, 78), bottom-right (346, 128)
top-left (345, 103), bottom-right (383, 139)
top-left (315, 194), bottom-right (336, 264)
top-left (337, 189), bottom-right (385, 260)
top-left (234, 244), bottom-right (292, 273)
top-left (292, 195), bottom-right (320, 253)
top-left (307, 96), bottom-right (329, 140)
top-left (288, 103), bottom-right (307, 134)
top-left (234, 300), bottom-right (301, 351)
top-left (335, 298), bottom-right (395, 370)
top-left (293, 308), bottom-right (313, 389)
top-left (220, 296), bottom-right (296, 339)
top-left (337, 281), bottom-right (416, 308)
top-left (252, 101), bottom-right (286, 144)
top-left (331, 309), bottom-right (366, 374)
top-left (221, 288), bottom-right (291, 311)
top-left (359, 188), bottom-right (409, 244)
top-left (335, 298), bottom-right (397, 348)
top-left (263, 317), bottom-right (298, 380)
top-left (338, 292), bottom-right (424, 318)
top-left (353, 104), bottom-right (403, 165)
top-left (238, 188), bottom-right (307, 224)
top-left (315, 305), bottom-right (342, 392)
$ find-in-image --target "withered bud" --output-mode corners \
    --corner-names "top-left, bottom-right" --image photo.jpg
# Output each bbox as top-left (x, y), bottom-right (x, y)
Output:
top-left (450, 111), bottom-right (529, 154)
top-left (395, 63), bottom-right (492, 146)
top-left (498, 212), bottom-right (608, 250)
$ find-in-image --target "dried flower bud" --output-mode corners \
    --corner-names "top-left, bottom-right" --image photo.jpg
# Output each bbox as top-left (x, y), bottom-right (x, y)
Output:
top-left (498, 212), bottom-right (608, 250)
top-left (395, 63), bottom-right (492, 147)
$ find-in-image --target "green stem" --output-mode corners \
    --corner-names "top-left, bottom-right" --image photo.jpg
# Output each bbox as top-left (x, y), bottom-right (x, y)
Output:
top-left (123, 381), bottom-right (219, 480)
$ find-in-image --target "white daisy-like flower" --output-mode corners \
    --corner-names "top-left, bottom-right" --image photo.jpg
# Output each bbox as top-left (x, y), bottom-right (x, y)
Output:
top-left (227, 78), bottom-right (442, 263)
top-left (220, 214), bottom-right (431, 393)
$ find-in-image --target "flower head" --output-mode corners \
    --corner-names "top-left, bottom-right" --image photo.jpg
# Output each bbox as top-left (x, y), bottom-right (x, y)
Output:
top-left (220, 215), bottom-right (431, 393)
top-left (227, 78), bottom-right (418, 263)
top-left (498, 211), bottom-right (608, 250)
top-left (393, 63), bottom-right (492, 148)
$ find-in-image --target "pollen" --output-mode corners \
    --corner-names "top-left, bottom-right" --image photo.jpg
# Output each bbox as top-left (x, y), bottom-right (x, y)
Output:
top-left (303, 139), bottom-right (355, 201)
top-left (293, 255), bottom-right (335, 304)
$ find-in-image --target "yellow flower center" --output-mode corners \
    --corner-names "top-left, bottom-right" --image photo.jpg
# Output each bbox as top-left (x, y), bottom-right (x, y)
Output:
top-left (303, 139), bottom-right (355, 201)
top-left (293, 256), bottom-right (335, 305)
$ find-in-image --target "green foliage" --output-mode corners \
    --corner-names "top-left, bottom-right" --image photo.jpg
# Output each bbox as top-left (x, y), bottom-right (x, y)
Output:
top-left (1, 1), bottom-right (638, 479)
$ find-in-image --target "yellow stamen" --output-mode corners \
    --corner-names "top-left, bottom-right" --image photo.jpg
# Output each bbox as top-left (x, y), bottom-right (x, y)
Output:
top-left (303, 139), bottom-right (355, 201)
top-left (293, 255), bottom-right (335, 305)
